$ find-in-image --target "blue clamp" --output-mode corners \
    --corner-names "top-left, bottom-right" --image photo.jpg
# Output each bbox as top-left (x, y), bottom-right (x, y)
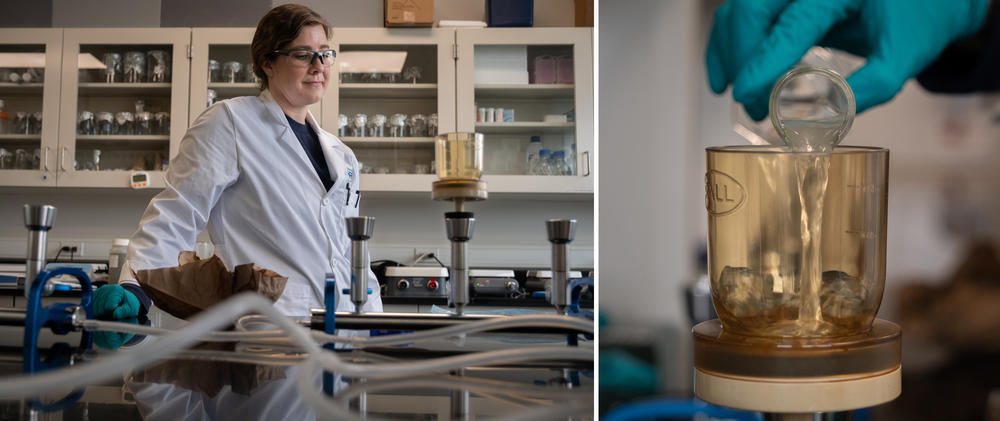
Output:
top-left (567, 277), bottom-right (594, 319)
top-left (341, 288), bottom-right (373, 295)
top-left (23, 267), bottom-right (94, 412)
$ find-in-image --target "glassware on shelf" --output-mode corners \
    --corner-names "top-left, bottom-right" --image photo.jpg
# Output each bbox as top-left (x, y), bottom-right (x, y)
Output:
top-left (338, 114), bottom-right (348, 136)
top-left (402, 66), bottom-right (422, 84)
top-left (208, 60), bottom-right (221, 83)
top-left (389, 113), bottom-right (406, 137)
top-left (350, 114), bottom-right (368, 137)
top-left (153, 112), bottom-right (170, 135)
top-left (206, 89), bottom-right (217, 107)
top-left (13, 112), bottom-right (30, 135)
top-left (407, 114), bottom-right (427, 137)
top-left (0, 148), bottom-right (11, 169)
top-left (136, 112), bottom-right (152, 135)
top-left (244, 62), bottom-right (259, 84)
top-left (96, 112), bottom-right (114, 135)
top-left (428, 113), bottom-right (438, 136)
top-left (115, 112), bottom-right (134, 135)
top-left (14, 149), bottom-right (31, 169)
top-left (101, 53), bottom-right (122, 83)
top-left (222, 61), bottom-right (242, 83)
top-left (78, 111), bottom-right (95, 135)
top-left (92, 149), bottom-right (102, 171)
top-left (123, 51), bottom-right (146, 83)
top-left (29, 112), bottom-right (42, 135)
top-left (134, 99), bottom-right (145, 114)
top-left (413, 163), bottom-right (430, 174)
top-left (369, 114), bottom-right (387, 137)
top-left (147, 50), bottom-right (171, 83)
top-left (0, 99), bottom-right (7, 134)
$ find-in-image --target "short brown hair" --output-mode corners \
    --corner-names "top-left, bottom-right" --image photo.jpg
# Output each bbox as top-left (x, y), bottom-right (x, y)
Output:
top-left (250, 4), bottom-right (331, 91)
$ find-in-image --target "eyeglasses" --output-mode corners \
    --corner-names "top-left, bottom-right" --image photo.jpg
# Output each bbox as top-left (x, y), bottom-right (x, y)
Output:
top-left (272, 49), bottom-right (337, 67)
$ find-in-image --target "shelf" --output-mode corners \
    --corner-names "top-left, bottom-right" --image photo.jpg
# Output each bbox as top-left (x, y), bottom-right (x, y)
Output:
top-left (0, 134), bottom-right (42, 140)
top-left (57, 170), bottom-right (167, 189)
top-left (342, 136), bottom-right (434, 149)
top-left (77, 135), bottom-right (169, 142)
top-left (474, 84), bottom-right (574, 99)
top-left (207, 82), bottom-right (259, 98)
top-left (0, 83), bottom-right (44, 95)
top-left (475, 122), bottom-right (575, 134)
top-left (356, 173), bottom-right (592, 194)
top-left (359, 174), bottom-right (437, 192)
top-left (77, 82), bottom-right (172, 96)
top-left (339, 83), bottom-right (437, 99)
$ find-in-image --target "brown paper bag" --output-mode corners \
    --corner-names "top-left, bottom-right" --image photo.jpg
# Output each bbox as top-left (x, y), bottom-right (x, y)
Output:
top-left (136, 251), bottom-right (287, 320)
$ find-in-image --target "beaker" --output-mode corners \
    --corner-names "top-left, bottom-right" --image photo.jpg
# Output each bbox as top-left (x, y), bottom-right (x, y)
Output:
top-left (435, 132), bottom-right (483, 181)
top-left (705, 145), bottom-right (888, 338)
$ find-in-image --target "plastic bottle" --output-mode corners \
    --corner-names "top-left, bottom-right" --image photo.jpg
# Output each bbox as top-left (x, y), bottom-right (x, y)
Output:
top-left (108, 238), bottom-right (129, 284)
top-left (525, 136), bottom-right (542, 175)
top-left (552, 150), bottom-right (568, 175)
top-left (538, 149), bottom-right (553, 175)
top-left (0, 100), bottom-right (8, 134)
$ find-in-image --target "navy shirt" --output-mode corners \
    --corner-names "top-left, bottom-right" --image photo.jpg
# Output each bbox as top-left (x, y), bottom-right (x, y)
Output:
top-left (286, 115), bottom-right (335, 192)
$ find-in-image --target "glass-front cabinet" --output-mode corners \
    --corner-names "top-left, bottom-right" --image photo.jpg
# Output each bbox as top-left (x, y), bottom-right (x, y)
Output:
top-left (456, 28), bottom-right (593, 193)
top-left (328, 28), bottom-right (456, 192)
top-left (0, 29), bottom-right (63, 187)
top-left (57, 28), bottom-right (190, 188)
top-left (189, 28), bottom-right (320, 125)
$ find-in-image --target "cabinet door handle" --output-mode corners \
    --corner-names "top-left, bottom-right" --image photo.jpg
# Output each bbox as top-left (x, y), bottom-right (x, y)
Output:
top-left (582, 151), bottom-right (591, 176)
top-left (42, 147), bottom-right (49, 172)
top-left (60, 147), bottom-right (67, 172)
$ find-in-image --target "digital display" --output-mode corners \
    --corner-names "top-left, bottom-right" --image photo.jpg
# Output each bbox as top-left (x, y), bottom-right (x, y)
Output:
top-left (132, 174), bottom-right (146, 183)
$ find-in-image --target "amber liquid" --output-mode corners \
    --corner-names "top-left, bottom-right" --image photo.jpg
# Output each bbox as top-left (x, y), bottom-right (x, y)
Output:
top-left (707, 146), bottom-right (888, 338)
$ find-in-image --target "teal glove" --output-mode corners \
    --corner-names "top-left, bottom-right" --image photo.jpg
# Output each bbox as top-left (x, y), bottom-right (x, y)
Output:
top-left (93, 284), bottom-right (140, 320)
top-left (707, 0), bottom-right (991, 120)
top-left (93, 317), bottom-right (137, 350)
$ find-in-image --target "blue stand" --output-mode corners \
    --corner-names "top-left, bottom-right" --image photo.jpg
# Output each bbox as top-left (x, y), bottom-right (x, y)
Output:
top-left (23, 267), bottom-right (94, 412)
top-left (322, 275), bottom-right (338, 396)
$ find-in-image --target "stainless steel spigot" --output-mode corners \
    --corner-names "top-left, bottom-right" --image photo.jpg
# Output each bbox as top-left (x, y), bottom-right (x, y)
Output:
top-left (24, 204), bottom-right (57, 298)
top-left (546, 219), bottom-right (577, 315)
top-left (345, 216), bottom-right (374, 314)
top-left (445, 212), bottom-right (475, 316)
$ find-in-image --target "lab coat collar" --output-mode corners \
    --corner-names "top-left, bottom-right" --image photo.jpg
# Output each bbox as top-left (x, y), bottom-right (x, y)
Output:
top-left (258, 89), bottom-right (352, 194)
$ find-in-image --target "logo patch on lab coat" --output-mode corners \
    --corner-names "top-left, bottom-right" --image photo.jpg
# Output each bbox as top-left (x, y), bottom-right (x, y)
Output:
top-left (347, 168), bottom-right (354, 180)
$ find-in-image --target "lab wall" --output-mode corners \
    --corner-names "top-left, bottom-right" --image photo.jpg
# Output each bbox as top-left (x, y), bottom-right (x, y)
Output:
top-left (0, 0), bottom-right (594, 270)
top-left (600, 0), bottom-right (1000, 395)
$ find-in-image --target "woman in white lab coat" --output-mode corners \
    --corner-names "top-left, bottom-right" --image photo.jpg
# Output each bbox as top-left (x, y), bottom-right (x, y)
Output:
top-left (93, 4), bottom-right (382, 326)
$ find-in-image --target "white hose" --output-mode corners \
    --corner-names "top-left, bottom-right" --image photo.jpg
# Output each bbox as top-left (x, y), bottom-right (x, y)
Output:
top-left (0, 293), bottom-right (316, 398)
top-left (91, 314), bottom-right (593, 349)
top-left (0, 291), bottom-right (593, 421)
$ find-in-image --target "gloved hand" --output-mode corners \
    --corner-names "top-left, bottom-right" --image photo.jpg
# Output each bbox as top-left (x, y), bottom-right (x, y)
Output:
top-left (93, 317), bottom-right (137, 350)
top-left (707, 0), bottom-right (991, 120)
top-left (93, 284), bottom-right (140, 320)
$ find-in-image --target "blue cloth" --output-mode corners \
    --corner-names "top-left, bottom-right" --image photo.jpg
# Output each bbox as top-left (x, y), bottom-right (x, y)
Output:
top-left (285, 115), bottom-right (334, 192)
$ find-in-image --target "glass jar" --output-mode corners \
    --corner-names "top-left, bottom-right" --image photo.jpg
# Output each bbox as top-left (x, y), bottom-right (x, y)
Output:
top-left (369, 114), bottom-right (387, 137)
top-left (350, 114), bottom-right (367, 137)
top-left (115, 112), bottom-right (134, 135)
top-left (101, 53), bottom-right (122, 83)
top-left (435, 132), bottom-right (483, 181)
top-left (244, 62), bottom-right (259, 84)
top-left (408, 114), bottom-right (427, 137)
top-left (147, 50), bottom-right (171, 83)
top-left (78, 111), bottom-right (95, 135)
top-left (206, 89), bottom-right (217, 107)
top-left (135, 111), bottom-right (152, 135)
top-left (96, 112), bottom-right (115, 135)
top-left (222, 61), bottom-right (242, 83)
top-left (153, 112), bottom-right (170, 135)
top-left (705, 146), bottom-right (888, 338)
top-left (123, 51), bottom-right (146, 83)
top-left (338, 114), bottom-right (348, 137)
top-left (428, 113), bottom-right (438, 136)
top-left (208, 59), bottom-right (221, 83)
top-left (389, 114), bottom-right (407, 137)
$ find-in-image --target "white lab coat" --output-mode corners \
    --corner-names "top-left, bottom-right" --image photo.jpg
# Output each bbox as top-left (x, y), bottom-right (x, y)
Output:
top-left (121, 90), bottom-right (382, 318)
